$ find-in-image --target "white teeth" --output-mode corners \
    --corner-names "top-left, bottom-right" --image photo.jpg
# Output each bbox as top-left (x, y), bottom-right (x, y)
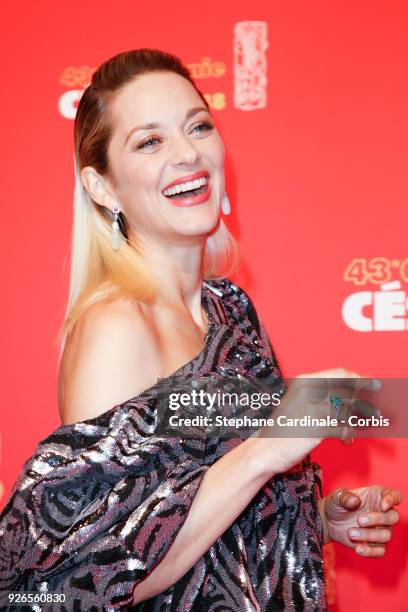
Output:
top-left (163, 176), bottom-right (208, 196)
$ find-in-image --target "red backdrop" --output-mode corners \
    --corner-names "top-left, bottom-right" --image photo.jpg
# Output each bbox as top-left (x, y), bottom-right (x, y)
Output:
top-left (1, 1), bottom-right (407, 609)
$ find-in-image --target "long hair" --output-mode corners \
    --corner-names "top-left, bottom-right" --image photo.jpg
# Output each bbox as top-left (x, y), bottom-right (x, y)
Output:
top-left (57, 48), bottom-right (240, 358)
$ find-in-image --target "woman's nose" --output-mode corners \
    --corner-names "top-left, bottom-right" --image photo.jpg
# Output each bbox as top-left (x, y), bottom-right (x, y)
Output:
top-left (171, 135), bottom-right (200, 165)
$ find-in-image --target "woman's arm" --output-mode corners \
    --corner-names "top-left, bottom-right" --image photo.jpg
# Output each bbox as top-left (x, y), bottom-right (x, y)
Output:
top-left (131, 436), bottom-right (273, 603)
top-left (59, 299), bottom-right (166, 424)
top-left (59, 300), bottom-right (322, 604)
top-left (132, 432), bottom-right (324, 604)
top-left (132, 430), bottom-right (323, 604)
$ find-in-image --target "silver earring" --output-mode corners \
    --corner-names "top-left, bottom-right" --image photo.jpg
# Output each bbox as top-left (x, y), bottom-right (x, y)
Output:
top-left (111, 205), bottom-right (121, 250)
top-left (221, 192), bottom-right (231, 215)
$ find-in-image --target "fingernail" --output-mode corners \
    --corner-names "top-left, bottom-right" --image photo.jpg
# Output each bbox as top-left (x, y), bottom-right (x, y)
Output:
top-left (349, 529), bottom-right (359, 538)
top-left (359, 516), bottom-right (369, 526)
top-left (372, 379), bottom-right (382, 391)
top-left (356, 545), bottom-right (365, 555)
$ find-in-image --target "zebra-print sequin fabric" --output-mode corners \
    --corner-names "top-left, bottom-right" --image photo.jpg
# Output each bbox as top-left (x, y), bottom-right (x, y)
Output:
top-left (0, 278), bottom-right (327, 611)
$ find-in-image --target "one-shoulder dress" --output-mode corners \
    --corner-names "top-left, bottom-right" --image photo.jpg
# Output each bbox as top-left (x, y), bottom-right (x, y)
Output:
top-left (0, 278), bottom-right (328, 611)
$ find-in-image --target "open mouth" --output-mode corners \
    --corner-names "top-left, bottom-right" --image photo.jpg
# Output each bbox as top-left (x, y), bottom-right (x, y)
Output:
top-left (162, 175), bottom-right (209, 200)
top-left (165, 184), bottom-right (208, 199)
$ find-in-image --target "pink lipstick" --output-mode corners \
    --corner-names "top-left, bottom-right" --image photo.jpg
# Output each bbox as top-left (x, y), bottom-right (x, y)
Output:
top-left (161, 171), bottom-right (211, 207)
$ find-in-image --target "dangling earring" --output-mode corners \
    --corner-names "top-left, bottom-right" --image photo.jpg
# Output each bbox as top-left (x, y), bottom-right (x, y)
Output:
top-left (221, 191), bottom-right (231, 215)
top-left (111, 205), bottom-right (121, 250)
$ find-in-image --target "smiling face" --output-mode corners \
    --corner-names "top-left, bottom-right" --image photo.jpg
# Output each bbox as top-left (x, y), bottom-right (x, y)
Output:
top-left (105, 71), bottom-right (225, 245)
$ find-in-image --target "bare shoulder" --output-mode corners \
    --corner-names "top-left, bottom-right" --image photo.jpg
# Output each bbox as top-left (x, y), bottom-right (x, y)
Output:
top-left (58, 298), bottom-right (161, 426)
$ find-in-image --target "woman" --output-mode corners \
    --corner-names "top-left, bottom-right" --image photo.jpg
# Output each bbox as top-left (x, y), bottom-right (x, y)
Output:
top-left (0, 48), bottom-right (402, 611)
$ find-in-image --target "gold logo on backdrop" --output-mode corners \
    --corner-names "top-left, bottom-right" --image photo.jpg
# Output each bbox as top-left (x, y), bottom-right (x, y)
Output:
top-left (59, 57), bottom-right (227, 114)
top-left (60, 66), bottom-right (95, 88)
top-left (187, 57), bottom-right (226, 79)
top-left (342, 257), bottom-right (408, 331)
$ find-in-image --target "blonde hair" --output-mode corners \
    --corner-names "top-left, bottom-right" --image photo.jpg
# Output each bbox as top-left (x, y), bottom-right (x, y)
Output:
top-left (57, 48), bottom-right (240, 359)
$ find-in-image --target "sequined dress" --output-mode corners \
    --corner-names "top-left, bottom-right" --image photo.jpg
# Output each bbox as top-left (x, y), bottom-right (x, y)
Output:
top-left (0, 278), bottom-right (328, 611)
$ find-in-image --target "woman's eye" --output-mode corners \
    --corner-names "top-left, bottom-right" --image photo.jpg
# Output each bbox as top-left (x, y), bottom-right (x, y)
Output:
top-left (135, 122), bottom-right (214, 151)
top-left (136, 136), bottom-right (161, 150)
top-left (192, 121), bottom-right (214, 133)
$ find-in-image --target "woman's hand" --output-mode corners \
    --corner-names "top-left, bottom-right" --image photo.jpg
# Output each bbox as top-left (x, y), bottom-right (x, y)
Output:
top-left (251, 368), bottom-right (379, 477)
top-left (320, 484), bottom-right (403, 556)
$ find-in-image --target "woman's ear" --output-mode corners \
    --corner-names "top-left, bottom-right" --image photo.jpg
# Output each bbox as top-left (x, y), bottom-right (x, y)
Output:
top-left (80, 166), bottom-right (116, 209)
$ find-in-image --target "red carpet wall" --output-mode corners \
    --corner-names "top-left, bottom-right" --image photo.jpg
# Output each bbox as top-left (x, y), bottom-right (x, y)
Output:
top-left (1, 1), bottom-right (407, 609)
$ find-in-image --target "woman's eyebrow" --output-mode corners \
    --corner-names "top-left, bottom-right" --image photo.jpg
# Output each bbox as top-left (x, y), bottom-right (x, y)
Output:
top-left (124, 106), bottom-right (208, 145)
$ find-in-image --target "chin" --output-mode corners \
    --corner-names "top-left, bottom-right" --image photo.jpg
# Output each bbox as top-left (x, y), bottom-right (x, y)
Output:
top-left (176, 211), bottom-right (220, 237)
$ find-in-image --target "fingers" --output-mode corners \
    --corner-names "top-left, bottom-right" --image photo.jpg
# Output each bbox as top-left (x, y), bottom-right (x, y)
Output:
top-left (354, 543), bottom-right (387, 557)
top-left (281, 372), bottom-right (382, 441)
top-left (328, 376), bottom-right (381, 393)
top-left (358, 508), bottom-right (400, 527)
top-left (380, 488), bottom-right (404, 511)
top-left (295, 372), bottom-right (379, 398)
top-left (349, 523), bottom-right (393, 558)
top-left (306, 369), bottom-right (381, 392)
top-left (348, 526), bottom-right (392, 545)
top-left (337, 489), bottom-right (361, 509)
